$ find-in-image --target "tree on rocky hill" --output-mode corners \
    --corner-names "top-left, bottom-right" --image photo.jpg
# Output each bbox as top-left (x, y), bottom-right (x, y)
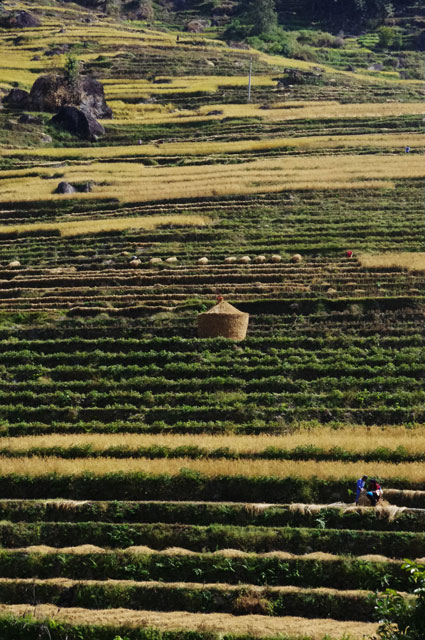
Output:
top-left (105, 0), bottom-right (122, 16)
top-left (64, 54), bottom-right (81, 89)
top-left (245, 0), bottom-right (278, 35)
top-left (137, 0), bottom-right (154, 20)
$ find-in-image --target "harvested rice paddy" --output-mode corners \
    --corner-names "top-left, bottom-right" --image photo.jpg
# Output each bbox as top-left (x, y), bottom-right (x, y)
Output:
top-left (0, 0), bottom-right (424, 638)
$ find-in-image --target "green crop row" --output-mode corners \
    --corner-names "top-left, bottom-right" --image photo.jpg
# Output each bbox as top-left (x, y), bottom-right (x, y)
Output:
top-left (0, 549), bottom-right (409, 591)
top-left (0, 402), bottom-right (424, 425)
top-left (2, 334), bottom-right (425, 352)
top-left (0, 417), bottom-right (278, 437)
top-left (0, 522), bottom-right (422, 558)
top-left (1, 346), bottom-right (424, 368)
top-left (0, 374), bottom-right (423, 394)
top-left (0, 389), bottom-right (424, 411)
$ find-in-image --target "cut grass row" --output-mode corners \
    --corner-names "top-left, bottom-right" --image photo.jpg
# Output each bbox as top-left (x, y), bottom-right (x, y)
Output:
top-left (0, 548), bottom-right (412, 591)
top-left (0, 520), bottom-right (422, 559)
top-left (0, 470), bottom-right (422, 505)
top-left (0, 577), bottom-right (390, 620)
top-left (0, 606), bottom-right (379, 640)
top-left (0, 498), bottom-right (422, 531)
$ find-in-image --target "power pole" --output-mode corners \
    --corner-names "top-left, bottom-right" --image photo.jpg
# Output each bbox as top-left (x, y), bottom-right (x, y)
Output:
top-left (248, 57), bottom-right (253, 102)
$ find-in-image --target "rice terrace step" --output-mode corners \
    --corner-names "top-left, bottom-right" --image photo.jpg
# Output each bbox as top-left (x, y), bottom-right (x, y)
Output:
top-left (0, 0), bottom-right (425, 638)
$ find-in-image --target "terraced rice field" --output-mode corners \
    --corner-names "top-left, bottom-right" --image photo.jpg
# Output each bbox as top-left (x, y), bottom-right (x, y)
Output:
top-left (0, 0), bottom-right (425, 638)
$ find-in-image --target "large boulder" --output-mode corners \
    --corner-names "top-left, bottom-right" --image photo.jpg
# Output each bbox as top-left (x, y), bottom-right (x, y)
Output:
top-left (3, 88), bottom-right (30, 109)
top-left (50, 106), bottom-right (105, 141)
top-left (0, 10), bottom-right (40, 29)
top-left (29, 75), bottom-right (112, 119)
top-left (79, 76), bottom-right (112, 118)
top-left (55, 181), bottom-right (76, 194)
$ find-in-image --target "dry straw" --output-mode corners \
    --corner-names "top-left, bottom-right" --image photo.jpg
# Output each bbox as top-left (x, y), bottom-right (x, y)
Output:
top-left (197, 301), bottom-right (249, 341)
top-left (0, 457), bottom-right (424, 482)
top-left (359, 252), bottom-right (425, 273)
top-left (3, 425), bottom-right (424, 456)
top-left (0, 604), bottom-right (378, 639)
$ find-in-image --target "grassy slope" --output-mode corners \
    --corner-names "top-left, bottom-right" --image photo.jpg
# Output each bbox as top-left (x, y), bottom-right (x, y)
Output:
top-left (0, 1), bottom-right (425, 639)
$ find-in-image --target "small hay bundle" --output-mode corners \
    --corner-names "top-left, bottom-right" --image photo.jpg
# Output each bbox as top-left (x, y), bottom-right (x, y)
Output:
top-left (197, 257), bottom-right (209, 265)
top-left (224, 256), bottom-right (237, 263)
top-left (197, 300), bottom-right (249, 340)
top-left (357, 493), bottom-right (370, 507)
top-left (291, 254), bottom-right (303, 263)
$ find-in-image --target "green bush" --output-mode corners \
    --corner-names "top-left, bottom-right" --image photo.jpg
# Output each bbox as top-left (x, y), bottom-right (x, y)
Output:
top-left (374, 562), bottom-right (425, 639)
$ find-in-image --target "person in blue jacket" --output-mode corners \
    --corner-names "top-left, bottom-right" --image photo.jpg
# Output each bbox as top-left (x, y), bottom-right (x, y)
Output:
top-left (356, 475), bottom-right (368, 505)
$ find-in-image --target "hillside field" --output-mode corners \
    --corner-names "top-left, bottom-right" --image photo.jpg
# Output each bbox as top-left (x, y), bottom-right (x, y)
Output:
top-left (0, 0), bottom-right (425, 638)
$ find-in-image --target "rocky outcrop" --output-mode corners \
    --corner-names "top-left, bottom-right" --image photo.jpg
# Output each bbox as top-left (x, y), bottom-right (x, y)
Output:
top-left (50, 106), bottom-right (105, 141)
top-left (186, 19), bottom-right (210, 33)
top-left (28, 75), bottom-right (112, 119)
top-left (0, 10), bottom-right (40, 29)
top-left (3, 89), bottom-right (30, 109)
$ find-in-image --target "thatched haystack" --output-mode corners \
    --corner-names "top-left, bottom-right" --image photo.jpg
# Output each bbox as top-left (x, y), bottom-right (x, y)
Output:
top-left (198, 300), bottom-right (249, 340)
top-left (291, 254), bottom-right (303, 263)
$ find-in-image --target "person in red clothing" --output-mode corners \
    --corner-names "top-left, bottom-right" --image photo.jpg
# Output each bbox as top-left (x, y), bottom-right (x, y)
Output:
top-left (346, 250), bottom-right (353, 258)
top-left (366, 478), bottom-right (383, 507)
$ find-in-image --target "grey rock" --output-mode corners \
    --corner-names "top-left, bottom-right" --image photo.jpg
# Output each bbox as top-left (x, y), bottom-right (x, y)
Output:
top-left (50, 106), bottom-right (105, 141)
top-left (368, 63), bottom-right (383, 71)
top-left (3, 88), bottom-right (30, 109)
top-left (55, 182), bottom-right (76, 194)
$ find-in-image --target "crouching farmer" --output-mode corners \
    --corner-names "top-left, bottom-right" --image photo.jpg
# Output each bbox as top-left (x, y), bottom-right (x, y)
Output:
top-left (366, 478), bottom-right (383, 507)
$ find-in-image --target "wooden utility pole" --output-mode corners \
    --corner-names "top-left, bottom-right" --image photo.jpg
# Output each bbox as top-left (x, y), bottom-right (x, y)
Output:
top-left (248, 57), bottom-right (253, 102)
